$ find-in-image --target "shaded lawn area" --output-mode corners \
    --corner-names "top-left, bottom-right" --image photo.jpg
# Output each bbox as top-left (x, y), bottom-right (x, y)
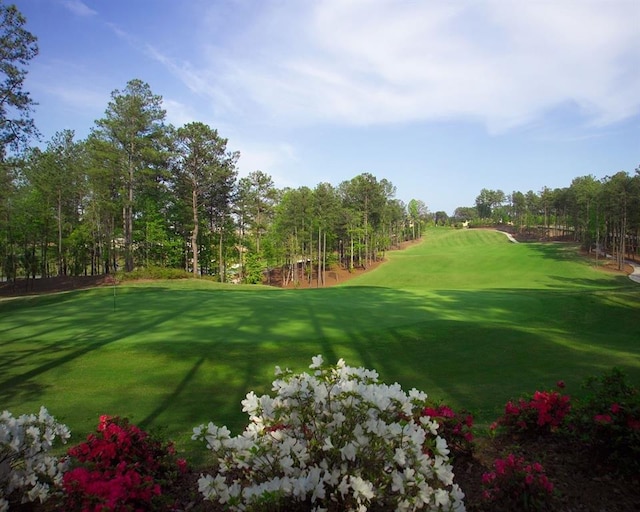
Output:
top-left (0, 229), bottom-right (638, 460)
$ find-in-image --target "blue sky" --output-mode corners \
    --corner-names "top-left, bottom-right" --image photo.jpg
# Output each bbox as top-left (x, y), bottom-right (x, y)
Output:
top-left (15, 0), bottom-right (640, 215)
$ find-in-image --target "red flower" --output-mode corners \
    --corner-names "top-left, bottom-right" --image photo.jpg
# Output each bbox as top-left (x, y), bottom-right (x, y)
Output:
top-left (594, 414), bottom-right (612, 424)
top-left (422, 407), bottom-right (438, 418)
top-left (419, 402), bottom-right (474, 456)
top-left (481, 472), bottom-right (495, 484)
top-left (626, 418), bottom-right (640, 430)
top-left (481, 454), bottom-right (554, 507)
top-left (64, 415), bottom-right (183, 512)
top-left (505, 401), bottom-right (520, 416)
top-left (438, 405), bottom-right (456, 419)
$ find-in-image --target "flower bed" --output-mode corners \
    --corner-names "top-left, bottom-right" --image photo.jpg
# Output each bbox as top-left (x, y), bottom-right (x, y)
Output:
top-left (1, 362), bottom-right (639, 511)
top-left (0, 407), bottom-right (70, 511)
top-left (63, 415), bottom-right (187, 512)
top-left (193, 355), bottom-right (465, 511)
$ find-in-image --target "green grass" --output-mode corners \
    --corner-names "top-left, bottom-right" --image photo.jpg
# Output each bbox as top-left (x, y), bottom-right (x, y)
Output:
top-left (1, 228), bottom-right (639, 459)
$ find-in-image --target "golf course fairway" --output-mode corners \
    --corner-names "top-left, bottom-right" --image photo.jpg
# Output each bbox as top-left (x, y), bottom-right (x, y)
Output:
top-left (1, 228), bottom-right (638, 455)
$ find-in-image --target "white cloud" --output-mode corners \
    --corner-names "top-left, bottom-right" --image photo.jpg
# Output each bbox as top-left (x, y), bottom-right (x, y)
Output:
top-left (44, 84), bottom-right (106, 111)
top-left (29, 56), bottom-right (110, 115)
top-left (61, 0), bottom-right (97, 17)
top-left (233, 140), bottom-right (299, 188)
top-left (162, 98), bottom-right (200, 128)
top-left (145, 44), bottom-right (239, 119)
top-left (179, 0), bottom-right (640, 133)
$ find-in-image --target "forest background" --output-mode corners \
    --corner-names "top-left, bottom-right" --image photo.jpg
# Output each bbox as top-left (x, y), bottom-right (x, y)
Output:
top-left (0, 3), bottom-right (638, 286)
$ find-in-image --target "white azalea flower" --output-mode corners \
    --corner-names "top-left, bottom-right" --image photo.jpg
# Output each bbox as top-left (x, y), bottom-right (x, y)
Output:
top-left (394, 447), bottom-right (407, 466)
top-left (391, 470), bottom-right (405, 493)
top-left (434, 488), bottom-right (451, 507)
top-left (280, 455), bottom-right (294, 474)
top-left (436, 435), bottom-right (450, 457)
top-left (409, 388), bottom-right (428, 401)
top-left (337, 475), bottom-right (350, 497)
top-left (0, 408), bottom-right (68, 508)
top-left (351, 475), bottom-right (374, 501)
top-left (195, 356), bottom-right (465, 511)
top-left (340, 442), bottom-right (357, 461)
top-left (241, 391), bottom-right (259, 415)
top-left (310, 354), bottom-right (324, 369)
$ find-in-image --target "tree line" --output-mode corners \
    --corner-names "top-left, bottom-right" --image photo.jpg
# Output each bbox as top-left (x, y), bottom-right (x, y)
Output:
top-left (1, 2), bottom-right (637, 284)
top-left (0, 78), bottom-right (433, 284)
top-left (453, 171), bottom-right (640, 270)
top-left (0, 3), bottom-right (432, 285)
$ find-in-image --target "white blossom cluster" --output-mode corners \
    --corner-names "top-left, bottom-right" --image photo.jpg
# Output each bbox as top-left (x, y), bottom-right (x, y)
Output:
top-left (194, 355), bottom-right (466, 511)
top-left (0, 406), bottom-right (70, 511)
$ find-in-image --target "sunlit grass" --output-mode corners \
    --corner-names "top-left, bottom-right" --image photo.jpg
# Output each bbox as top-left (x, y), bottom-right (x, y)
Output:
top-left (1, 227), bottom-right (638, 458)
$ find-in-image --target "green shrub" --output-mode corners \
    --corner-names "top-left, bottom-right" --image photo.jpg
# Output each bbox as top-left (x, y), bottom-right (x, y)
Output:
top-left (244, 253), bottom-right (266, 284)
top-left (481, 454), bottom-right (554, 512)
top-left (117, 266), bottom-right (192, 281)
top-left (490, 383), bottom-right (571, 437)
top-left (568, 368), bottom-right (640, 474)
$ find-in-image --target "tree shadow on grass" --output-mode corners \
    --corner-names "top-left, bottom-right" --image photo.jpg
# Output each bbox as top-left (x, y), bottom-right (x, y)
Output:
top-left (341, 318), bottom-right (638, 426)
top-left (0, 287), bottom-right (203, 406)
top-left (110, 286), bottom-right (640, 437)
top-left (519, 242), bottom-right (585, 261)
top-left (2, 283), bottom-right (639, 446)
top-left (546, 274), bottom-right (635, 289)
top-left (521, 243), bottom-right (636, 286)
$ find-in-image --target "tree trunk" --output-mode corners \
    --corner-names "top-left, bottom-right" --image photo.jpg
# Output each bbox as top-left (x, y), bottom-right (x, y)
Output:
top-left (218, 228), bottom-right (224, 282)
top-left (57, 190), bottom-right (63, 276)
top-left (350, 232), bottom-right (354, 271)
top-left (322, 232), bottom-right (326, 286)
top-left (124, 155), bottom-right (135, 272)
top-left (317, 228), bottom-right (321, 288)
top-left (191, 186), bottom-right (199, 276)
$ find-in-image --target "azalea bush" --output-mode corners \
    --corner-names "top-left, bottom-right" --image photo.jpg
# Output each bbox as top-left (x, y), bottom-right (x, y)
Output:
top-left (421, 403), bottom-right (474, 458)
top-left (194, 355), bottom-right (466, 511)
top-left (481, 453), bottom-right (554, 511)
top-left (63, 415), bottom-right (187, 512)
top-left (490, 382), bottom-right (570, 436)
top-left (568, 368), bottom-right (640, 474)
top-left (0, 406), bottom-right (70, 511)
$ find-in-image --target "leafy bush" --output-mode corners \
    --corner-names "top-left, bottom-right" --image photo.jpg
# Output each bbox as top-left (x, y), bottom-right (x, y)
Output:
top-left (325, 252), bottom-right (339, 270)
top-left (63, 415), bottom-right (187, 512)
top-left (481, 453), bottom-right (554, 511)
top-left (117, 266), bottom-right (192, 281)
top-left (490, 383), bottom-right (570, 436)
top-left (0, 406), bottom-right (70, 511)
top-left (244, 252), bottom-right (266, 284)
top-left (421, 403), bottom-right (474, 458)
top-left (568, 368), bottom-right (640, 474)
top-left (194, 355), bottom-right (465, 511)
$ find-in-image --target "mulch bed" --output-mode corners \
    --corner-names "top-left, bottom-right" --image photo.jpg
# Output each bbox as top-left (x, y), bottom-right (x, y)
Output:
top-left (452, 434), bottom-right (640, 511)
top-left (150, 439), bottom-right (640, 511)
top-left (0, 275), bottom-right (111, 297)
